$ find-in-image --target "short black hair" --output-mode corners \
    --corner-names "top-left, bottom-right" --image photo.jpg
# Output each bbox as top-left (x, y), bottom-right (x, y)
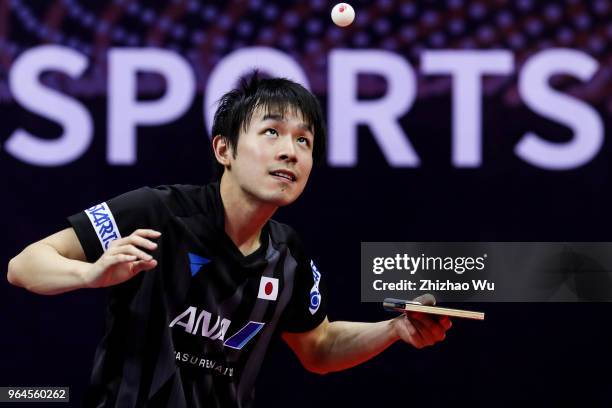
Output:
top-left (210, 72), bottom-right (326, 180)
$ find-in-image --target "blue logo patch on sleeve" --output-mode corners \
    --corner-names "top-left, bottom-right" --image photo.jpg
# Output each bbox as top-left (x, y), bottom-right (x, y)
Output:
top-left (309, 260), bottom-right (322, 315)
top-left (84, 202), bottom-right (121, 251)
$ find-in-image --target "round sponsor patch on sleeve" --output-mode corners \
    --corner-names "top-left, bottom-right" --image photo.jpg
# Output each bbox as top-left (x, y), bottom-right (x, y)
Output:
top-left (309, 260), bottom-right (322, 315)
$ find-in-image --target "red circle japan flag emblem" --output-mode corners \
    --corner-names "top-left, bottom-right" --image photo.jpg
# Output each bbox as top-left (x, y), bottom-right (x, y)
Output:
top-left (258, 277), bottom-right (279, 301)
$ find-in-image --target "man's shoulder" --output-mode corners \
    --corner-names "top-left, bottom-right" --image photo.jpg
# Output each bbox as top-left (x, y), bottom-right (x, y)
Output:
top-left (148, 183), bottom-right (204, 197)
top-left (146, 183), bottom-right (216, 216)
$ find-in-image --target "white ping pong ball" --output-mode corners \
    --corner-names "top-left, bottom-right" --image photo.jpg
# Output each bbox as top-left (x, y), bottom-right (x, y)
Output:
top-left (331, 3), bottom-right (355, 27)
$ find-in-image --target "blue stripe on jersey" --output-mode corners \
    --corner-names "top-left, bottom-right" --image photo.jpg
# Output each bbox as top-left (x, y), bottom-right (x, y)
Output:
top-left (188, 252), bottom-right (210, 276)
top-left (223, 321), bottom-right (265, 350)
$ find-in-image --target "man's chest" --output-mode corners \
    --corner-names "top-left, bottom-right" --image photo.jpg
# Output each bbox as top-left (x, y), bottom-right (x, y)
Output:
top-left (157, 231), bottom-right (292, 356)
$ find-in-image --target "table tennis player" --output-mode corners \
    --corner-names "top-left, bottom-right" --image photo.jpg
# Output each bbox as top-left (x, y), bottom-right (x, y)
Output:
top-left (8, 73), bottom-right (451, 407)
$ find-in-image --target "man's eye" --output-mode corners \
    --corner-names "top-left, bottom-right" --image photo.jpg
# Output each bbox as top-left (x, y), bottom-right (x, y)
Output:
top-left (264, 128), bottom-right (278, 136)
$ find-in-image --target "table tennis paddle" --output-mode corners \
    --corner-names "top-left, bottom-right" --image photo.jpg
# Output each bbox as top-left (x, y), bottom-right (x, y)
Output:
top-left (383, 297), bottom-right (485, 320)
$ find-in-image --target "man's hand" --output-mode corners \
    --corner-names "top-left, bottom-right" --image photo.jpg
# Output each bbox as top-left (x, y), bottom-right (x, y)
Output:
top-left (84, 229), bottom-right (161, 288)
top-left (391, 294), bottom-right (452, 349)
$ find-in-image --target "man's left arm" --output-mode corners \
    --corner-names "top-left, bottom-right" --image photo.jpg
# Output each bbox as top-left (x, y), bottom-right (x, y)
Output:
top-left (282, 310), bottom-right (452, 375)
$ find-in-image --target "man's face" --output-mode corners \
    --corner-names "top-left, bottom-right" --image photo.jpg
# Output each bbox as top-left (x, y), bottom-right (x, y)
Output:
top-left (224, 107), bottom-right (314, 207)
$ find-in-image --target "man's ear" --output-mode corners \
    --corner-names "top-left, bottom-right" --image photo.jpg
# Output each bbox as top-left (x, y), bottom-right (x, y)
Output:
top-left (212, 135), bottom-right (232, 169)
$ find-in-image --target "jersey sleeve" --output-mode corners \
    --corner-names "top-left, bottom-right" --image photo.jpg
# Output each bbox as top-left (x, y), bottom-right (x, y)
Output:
top-left (281, 246), bottom-right (328, 333)
top-left (67, 187), bottom-right (166, 263)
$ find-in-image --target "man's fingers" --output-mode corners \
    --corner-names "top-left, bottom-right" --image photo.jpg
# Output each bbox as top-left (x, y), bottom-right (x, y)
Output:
top-left (132, 229), bottom-right (161, 239)
top-left (131, 259), bottom-right (158, 274)
top-left (107, 230), bottom-right (160, 249)
top-left (422, 316), bottom-right (447, 340)
top-left (126, 234), bottom-right (158, 251)
top-left (117, 232), bottom-right (159, 250)
top-left (438, 316), bottom-right (452, 329)
top-left (413, 293), bottom-right (436, 306)
top-left (108, 244), bottom-right (153, 261)
top-left (110, 254), bottom-right (137, 264)
top-left (410, 317), bottom-right (439, 346)
top-left (408, 312), bottom-right (447, 343)
top-left (99, 254), bottom-right (135, 273)
top-left (399, 315), bottom-right (426, 348)
top-left (397, 295), bottom-right (451, 349)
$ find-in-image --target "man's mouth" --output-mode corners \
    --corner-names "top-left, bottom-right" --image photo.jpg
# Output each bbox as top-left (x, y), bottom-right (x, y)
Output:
top-left (269, 170), bottom-right (297, 182)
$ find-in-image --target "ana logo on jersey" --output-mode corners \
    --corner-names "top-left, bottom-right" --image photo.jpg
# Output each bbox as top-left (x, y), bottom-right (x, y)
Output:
top-left (170, 306), bottom-right (231, 341)
top-left (170, 306), bottom-right (266, 350)
top-left (309, 260), bottom-right (322, 315)
top-left (224, 321), bottom-right (265, 350)
top-left (257, 277), bottom-right (279, 301)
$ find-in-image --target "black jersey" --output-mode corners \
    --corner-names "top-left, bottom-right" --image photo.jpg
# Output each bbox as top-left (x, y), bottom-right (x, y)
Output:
top-left (68, 183), bottom-right (327, 408)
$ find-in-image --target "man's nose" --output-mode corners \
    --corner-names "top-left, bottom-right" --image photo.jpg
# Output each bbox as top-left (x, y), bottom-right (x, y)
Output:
top-left (277, 136), bottom-right (297, 162)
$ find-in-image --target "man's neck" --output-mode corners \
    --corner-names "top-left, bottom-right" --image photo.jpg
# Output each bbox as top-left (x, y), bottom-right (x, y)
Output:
top-left (219, 176), bottom-right (277, 256)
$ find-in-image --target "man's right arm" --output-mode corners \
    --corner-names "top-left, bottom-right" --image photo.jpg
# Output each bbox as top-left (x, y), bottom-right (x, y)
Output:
top-left (7, 228), bottom-right (160, 295)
